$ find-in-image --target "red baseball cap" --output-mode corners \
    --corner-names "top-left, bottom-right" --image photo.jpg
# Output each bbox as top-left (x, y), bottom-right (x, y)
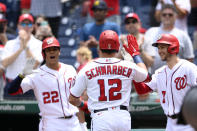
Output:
top-left (18, 13), bottom-right (34, 23)
top-left (125, 13), bottom-right (140, 23)
top-left (0, 3), bottom-right (6, 13)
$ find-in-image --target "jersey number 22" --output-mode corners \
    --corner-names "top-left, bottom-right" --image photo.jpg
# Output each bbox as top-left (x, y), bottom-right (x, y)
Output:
top-left (43, 91), bottom-right (59, 104)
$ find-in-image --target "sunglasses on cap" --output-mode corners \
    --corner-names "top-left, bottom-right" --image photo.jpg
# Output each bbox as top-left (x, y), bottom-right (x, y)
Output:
top-left (162, 13), bottom-right (174, 17)
top-left (20, 23), bottom-right (33, 27)
top-left (125, 19), bottom-right (138, 24)
top-left (36, 21), bottom-right (48, 27)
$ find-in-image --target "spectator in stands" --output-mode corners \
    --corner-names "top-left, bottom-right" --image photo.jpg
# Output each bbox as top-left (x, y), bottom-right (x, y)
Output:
top-left (0, 38), bottom-right (5, 101)
top-left (79, 0), bottom-right (120, 58)
top-left (0, 2), bottom-right (8, 45)
top-left (30, 0), bottom-right (62, 37)
top-left (190, 0), bottom-right (197, 65)
top-left (1, 13), bottom-right (43, 98)
top-left (2, 0), bottom-right (20, 31)
top-left (145, 4), bottom-right (194, 75)
top-left (0, 2), bottom-right (17, 41)
top-left (0, 2), bottom-right (7, 101)
top-left (34, 19), bottom-right (53, 41)
top-left (154, 0), bottom-right (191, 33)
top-left (34, 16), bottom-right (46, 34)
top-left (117, 12), bottom-right (155, 101)
top-left (76, 46), bottom-right (92, 73)
top-left (118, 13), bottom-right (154, 69)
top-left (84, 0), bottom-right (121, 26)
top-left (189, 0), bottom-right (197, 27)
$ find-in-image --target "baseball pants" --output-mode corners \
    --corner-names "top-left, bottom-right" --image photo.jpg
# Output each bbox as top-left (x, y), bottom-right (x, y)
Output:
top-left (39, 115), bottom-right (82, 131)
top-left (91, 110), bottom-right (131, 131)
top-left (166, 117), bottom-right (194, 131)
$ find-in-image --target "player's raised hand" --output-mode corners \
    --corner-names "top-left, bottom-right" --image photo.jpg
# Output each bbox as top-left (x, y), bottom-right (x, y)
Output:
top-left (122, 34), bottom-right (140, 57)
top-left (22, 57), bottom-right (36, 76)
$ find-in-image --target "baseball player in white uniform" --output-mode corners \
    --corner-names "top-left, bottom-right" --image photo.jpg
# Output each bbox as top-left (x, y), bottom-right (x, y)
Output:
top-left (142, 34), bottom-right (197, 131)
top-left (7, 37), bottom-right (87, 131)
top-left (69, 30), bottom-right (149, 131)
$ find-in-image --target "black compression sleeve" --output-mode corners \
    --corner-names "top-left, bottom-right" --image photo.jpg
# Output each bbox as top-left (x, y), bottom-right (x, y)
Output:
top-left (8, 74), bottom-right (24, 94)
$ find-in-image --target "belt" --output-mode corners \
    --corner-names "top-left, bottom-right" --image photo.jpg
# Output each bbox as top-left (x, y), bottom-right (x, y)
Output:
top-left (167, 114), bottom-right (179, 119)
top-left (58, 115), bottom-right (73, 119)
top-left (93, 105), bottom-right (128, 113)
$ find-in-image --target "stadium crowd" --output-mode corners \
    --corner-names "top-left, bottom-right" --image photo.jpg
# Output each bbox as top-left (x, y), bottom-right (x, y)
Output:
top-left (0, 0), bottom-right (197, 130)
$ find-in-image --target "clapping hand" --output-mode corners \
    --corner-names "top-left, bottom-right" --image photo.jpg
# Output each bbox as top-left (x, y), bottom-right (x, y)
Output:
top-left (19, 30), bottom-right (29, 50)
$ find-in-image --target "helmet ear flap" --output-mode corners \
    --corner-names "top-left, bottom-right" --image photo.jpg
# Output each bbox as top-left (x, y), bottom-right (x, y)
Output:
top-left (168, 43), bottom-right (179, 54)
top-left (42, 50), bottom-right (46, 59)
top-left (153, 34), bottom-right (179, 54)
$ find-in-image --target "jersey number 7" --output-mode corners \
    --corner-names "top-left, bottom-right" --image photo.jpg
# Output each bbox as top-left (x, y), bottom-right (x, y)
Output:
top-left (98, 79), bottom-right (122, 101)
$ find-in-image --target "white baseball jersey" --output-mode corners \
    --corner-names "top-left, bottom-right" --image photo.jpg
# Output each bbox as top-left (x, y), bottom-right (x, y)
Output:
top-left (146, 59), bottom-right (197, 116)
top-left (70, 58), bottom-right (148, 111)
top-left (21, 63), bottom-right (78, 119)
top-left (144, 27), bottom-right (194, 74)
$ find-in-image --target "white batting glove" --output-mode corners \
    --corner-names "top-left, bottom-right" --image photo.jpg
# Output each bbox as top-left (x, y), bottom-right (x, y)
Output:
top-left (80, 122), bottom-right (88, 131)
top-left (22, 57), bottom-right (36, 76)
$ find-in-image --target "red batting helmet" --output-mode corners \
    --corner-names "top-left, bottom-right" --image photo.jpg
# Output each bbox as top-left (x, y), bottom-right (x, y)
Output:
top-left (99, 30), bottom-right (120, 51)
top-left (42, 37), bottom-right (60, 58)
top-left (42, 37), bottom-right (60, 51)
top-left (152, 34), bottom-right (179, 54)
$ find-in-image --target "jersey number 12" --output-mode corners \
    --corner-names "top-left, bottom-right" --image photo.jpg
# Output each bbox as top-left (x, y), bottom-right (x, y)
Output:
top-left (98, 79), bottom-right (122, 101)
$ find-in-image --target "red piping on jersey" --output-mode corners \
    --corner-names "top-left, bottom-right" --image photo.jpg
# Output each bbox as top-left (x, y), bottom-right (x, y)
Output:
top-left (169, 64), bottom-right (183, 115)
top-left (165, 69), bottom-right (170, 115)
top-left (63, 71), bottom-right (70, 109)
top-left (40, 67), bottom-right (67, 118)
top-left (93, 60), bottom-right (122, 64)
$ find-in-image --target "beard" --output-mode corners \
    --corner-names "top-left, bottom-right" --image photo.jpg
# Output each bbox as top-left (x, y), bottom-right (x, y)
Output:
top-left (161, 56), bottom-right (167, 61)
top-left (160, 53), bottom-right (172, 61)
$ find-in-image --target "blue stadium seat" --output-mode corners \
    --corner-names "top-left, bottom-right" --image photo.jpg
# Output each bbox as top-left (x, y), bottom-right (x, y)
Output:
top-left (58, 37), bottom-right (77, 48)
top-left (58, 25), bottom-right (70, 37)
top-left (60, 47), bottom-right (75, 58)
top-left (59, 57), bottom-right (76, 65)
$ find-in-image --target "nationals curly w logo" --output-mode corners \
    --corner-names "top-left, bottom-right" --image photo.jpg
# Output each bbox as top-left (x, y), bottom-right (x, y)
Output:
top-left (174, 75), bottom-right (187, 90)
